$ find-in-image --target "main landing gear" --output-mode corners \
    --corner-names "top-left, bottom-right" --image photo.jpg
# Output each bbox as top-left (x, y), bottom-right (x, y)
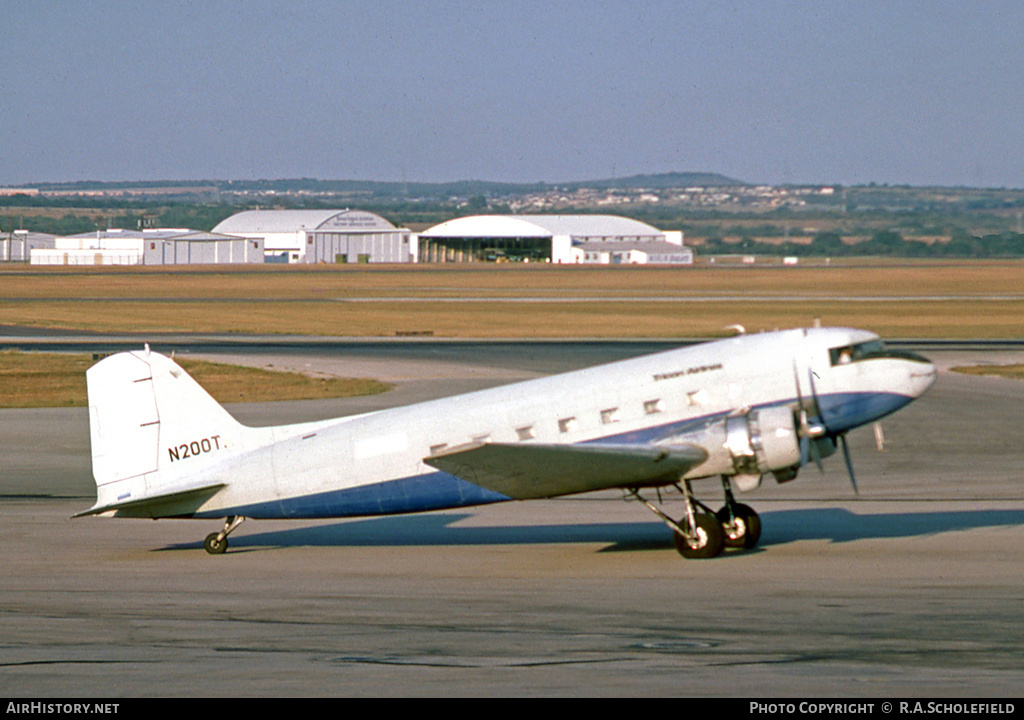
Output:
top-left (204, 516), bottom-right (245, 555)
top-left (630, 476), bottom-right (762, 559)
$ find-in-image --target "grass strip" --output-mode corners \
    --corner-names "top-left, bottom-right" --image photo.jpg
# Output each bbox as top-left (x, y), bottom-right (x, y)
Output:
top-left (1, 298), bottom-right (1021, 338)
top-left (950, 364), bottom-right (1024, 380)
top-left (0, 351), bottom-right (390, 408)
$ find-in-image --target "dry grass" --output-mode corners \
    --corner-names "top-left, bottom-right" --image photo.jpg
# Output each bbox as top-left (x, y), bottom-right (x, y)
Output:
top-left (175, 358), bottom-right (390, 404)
top-left (0, 297), bottom-right (1020, 339)
top-left (0, 351), bottom-right (390, 408)
top-left (2, 260), bottom-right (1023, 298)
top-left (950, 364), bottom-right (1024, 380)
top-left (0, 351), bottom-right (93, 408)
top-left (0, 261), bottom-right (1021, 338)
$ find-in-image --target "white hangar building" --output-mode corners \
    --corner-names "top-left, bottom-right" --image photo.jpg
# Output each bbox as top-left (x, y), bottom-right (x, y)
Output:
top-left (417, 214), bottom-right (691, 264)
top-left (28, 229), bottom-right (262, 266)
top-left (213, 209), bottom-right (415, 264)
top-left (1, 230), bottom-right (56, 262)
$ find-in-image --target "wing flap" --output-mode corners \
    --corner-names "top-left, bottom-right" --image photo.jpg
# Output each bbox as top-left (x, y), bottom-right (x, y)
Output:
top-left (424, 442), bottom-right (707, 500)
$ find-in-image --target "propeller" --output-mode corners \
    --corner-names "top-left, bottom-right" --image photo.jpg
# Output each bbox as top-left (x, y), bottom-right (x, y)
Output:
top-left (793, 359), bottom-right (858, 494)
top-left (798, 408), bottom-right (826, 471)
top-left (793, 360), bottom-right (826, 470)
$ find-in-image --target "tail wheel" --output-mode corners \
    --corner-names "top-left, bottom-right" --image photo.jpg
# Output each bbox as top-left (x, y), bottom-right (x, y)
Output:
top-left (716, 503), bottom-right (762, 549)
top-left (203, 516), bottom-right (244, 555)
top-left (204, 533), bottom-right (228, 555)
top-left (673, 512), bottom-right (724, 559)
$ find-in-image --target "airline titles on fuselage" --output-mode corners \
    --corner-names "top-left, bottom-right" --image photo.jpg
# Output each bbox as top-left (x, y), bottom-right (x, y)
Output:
top-left (653, 363), bottom-right (724, 382)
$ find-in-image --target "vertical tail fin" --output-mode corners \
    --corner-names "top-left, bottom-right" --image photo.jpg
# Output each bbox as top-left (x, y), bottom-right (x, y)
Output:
top-left (81, 348), bottom-right (259, 516)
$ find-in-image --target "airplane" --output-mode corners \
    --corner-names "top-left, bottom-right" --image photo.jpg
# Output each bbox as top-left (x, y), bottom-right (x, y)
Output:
top-left (75, 326), bottom-right (936, 559)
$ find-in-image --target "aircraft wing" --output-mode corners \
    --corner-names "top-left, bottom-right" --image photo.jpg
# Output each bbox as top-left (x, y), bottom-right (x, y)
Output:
top-left (424, 442), bottom-right (707, 500)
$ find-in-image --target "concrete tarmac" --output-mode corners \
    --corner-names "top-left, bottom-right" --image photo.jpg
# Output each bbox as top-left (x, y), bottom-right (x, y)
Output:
top-left (1, 348), bottom-right (1022, 697)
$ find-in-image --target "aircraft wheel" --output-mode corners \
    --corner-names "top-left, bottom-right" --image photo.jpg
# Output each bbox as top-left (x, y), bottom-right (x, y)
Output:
top-left (204, 532), bottom-right (228, 555)
top-left (716, 503), bottom-right (762, 549)
top-left (673, 513), bottom-right (724, 559)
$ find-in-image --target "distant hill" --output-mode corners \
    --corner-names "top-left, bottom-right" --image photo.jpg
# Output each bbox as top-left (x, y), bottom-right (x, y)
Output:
top-left (21, 172), bottom-right (746, 198)
top-left (559, 172), bottom-right (745, 190)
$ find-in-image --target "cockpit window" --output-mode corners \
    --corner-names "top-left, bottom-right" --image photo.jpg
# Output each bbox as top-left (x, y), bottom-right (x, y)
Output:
top-left (830, 340), bottom-right (930, 366)
top-left (830, 339), bottom-right (884, 365)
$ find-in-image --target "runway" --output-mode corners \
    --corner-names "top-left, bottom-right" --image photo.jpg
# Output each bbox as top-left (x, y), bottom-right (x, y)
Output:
top-left (1, 345), bottom-right (1022, 697)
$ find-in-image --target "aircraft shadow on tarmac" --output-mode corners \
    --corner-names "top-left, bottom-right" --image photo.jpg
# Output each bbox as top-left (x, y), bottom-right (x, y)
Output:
top-left (163, 507), bottom-right (1024, 554)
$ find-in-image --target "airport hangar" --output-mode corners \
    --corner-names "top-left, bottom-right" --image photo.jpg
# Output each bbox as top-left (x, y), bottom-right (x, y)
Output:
top-left (417, 214), bottom-right (692, 264)
top-left (212, 209), bottom-right (416, 264)
top-left (2, 230), bottom-right (56, 262)
top-left (26, 229), bottom-right (263, 266)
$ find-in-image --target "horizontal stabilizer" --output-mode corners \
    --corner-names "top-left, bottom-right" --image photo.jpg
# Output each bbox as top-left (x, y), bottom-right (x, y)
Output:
top-left (73, 482), bottom-right (226, 519)
top-left (425, 442), bottom-right (707, 500)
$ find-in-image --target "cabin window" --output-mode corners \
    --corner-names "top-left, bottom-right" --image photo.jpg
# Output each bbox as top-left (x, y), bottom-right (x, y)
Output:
top-left (558, 417), bottom-right (579, 433)
top-left (516, 426), bottom-right (536, 441)
top-left (687, 389), bottom-right (710, 407)
top-left (600, 408), bottom-right (621, 424)
top-left (643, 399), bottom-right (663, 415)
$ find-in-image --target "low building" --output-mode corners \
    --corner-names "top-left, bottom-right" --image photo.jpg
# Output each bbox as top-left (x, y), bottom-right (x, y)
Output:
top-left (29, 229), bottom-right (262, 266)
top-left (1, 231), bottom-right (56, 262)
top-left (577, 240), bottom-right (694, 264)
top-left (142, 231), bottom-right (263, 265)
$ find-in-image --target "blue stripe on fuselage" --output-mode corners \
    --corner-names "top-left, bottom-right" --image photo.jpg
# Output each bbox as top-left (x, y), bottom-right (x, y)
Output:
top-left (195, 390), bottom-right (912, 520)
top-left (193, 471), bottom-right (510, 520)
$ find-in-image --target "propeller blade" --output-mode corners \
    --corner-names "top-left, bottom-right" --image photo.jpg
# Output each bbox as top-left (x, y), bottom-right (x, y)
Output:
top-left (807, 367), bottom-right (828, 434)
top-left (799, 435), bottom-right (824, 472)
top-left (792, 360), bottom-right (807, 411)
top-left (794, 359), bottom-right (826, 473)
top-left (840, 434), bottom-right (858, 495)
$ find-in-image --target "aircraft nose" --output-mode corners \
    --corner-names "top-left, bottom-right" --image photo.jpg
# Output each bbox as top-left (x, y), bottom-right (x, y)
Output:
top-left (905, 356), bottom-right (937, 398)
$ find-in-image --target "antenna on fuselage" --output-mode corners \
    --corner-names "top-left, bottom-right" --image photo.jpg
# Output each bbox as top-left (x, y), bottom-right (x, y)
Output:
top-left (724, 324), bottom-right (746, 335)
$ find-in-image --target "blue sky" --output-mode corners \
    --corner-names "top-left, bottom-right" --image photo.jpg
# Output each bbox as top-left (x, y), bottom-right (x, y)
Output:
top-left (2, 0), bottom-right (1023, 187)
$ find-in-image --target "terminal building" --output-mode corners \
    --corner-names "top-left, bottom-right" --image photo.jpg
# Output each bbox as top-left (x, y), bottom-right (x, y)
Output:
top-left (417, 214), bottom-right (691, 264)
top-left (212, 209), bottom-right (415, 264)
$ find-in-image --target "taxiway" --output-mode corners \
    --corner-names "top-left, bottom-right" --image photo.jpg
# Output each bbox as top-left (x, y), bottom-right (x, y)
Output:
top-left (0, 345), bottom-right (1021, 697)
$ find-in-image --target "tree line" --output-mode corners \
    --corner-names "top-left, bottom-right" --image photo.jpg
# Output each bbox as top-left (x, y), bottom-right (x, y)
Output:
top-left (698, 230), bottom-right (1024, 258)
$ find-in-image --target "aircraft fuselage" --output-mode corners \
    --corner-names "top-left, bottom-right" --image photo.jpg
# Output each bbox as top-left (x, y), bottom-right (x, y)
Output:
top-left (110, 327), bottom-right (932, 521)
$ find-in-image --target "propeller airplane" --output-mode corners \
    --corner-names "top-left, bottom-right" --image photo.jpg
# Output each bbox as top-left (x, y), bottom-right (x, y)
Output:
top-left (76, 326), bottom-right (935, 559)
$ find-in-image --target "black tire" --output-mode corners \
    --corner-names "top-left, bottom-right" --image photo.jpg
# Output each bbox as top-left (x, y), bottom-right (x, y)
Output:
top-left (672, 512), bottom-right (724, 559)
top-left (204, 532), bottom-right (228, 555)
top-left (716, 503), bottom-right (762, 549)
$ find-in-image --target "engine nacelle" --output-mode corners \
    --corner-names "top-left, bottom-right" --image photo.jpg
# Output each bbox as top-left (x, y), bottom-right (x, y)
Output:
top-left (667, 406), bottom-right (802, 489)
